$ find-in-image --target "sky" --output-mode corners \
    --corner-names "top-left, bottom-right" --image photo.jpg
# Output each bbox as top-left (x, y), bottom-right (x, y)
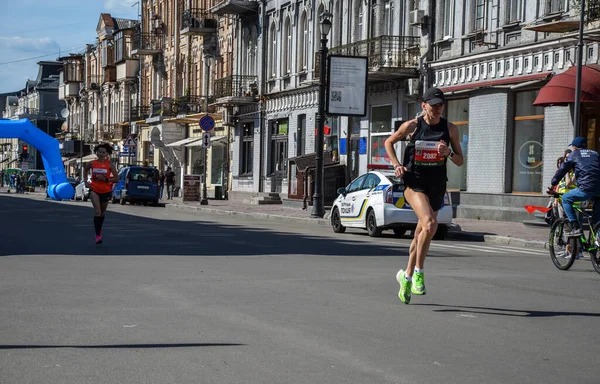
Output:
top-left (0, 0), bottom-right (140, 94)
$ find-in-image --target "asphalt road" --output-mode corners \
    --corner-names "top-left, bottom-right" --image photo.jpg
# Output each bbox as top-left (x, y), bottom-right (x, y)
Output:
top-left (0, 194), bottom-right (598, 384)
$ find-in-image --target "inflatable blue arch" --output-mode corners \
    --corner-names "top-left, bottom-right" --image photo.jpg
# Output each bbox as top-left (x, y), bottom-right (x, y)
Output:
top-left (0, 119), bottom-right (74, 200)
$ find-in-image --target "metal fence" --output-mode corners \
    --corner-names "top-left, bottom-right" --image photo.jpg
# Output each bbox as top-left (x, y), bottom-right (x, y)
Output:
top-left (328, 35), bottom-right (420, 69)
top-left (214, 75), bottom-right (258, 98)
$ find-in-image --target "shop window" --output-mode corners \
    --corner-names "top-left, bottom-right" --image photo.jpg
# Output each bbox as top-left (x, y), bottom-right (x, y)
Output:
top-left (240, 123), bottom-right (253, 175)
top-left (297, 115), bottom-right (305, 156)
top-left (370, 105), bottom-right (392, 165)
top-left (511, 90), bottom-right (544, 193)
top-left (211, 145), bottom-right (225, 185)
top-left (269, 118), bottom-right (288, 174)
top-left (445, 99), bottom-right (469, 190)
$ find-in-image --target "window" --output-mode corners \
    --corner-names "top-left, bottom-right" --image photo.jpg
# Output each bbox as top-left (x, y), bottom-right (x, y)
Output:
top-left (346, 174), bottom-right (367, 193)
top-left (283, 18), bottom-right (292, 75)
top-left (505, 0), bottom-right (523, 23)
top-left (475, 0), bottom-right (486, 31)
top-left (211, 145), bottom-right (225, 185)
top-left (370, 105), bottom-right (392, 165)
top-left (297, 114), bottom-right (306, 156)
top-left (240, 123), bottom-right (254, 175)
top-left (268, 23), bottom-right (277, 78)
top-left (445, 99), bottom-right (469, 190)
top-left (269, 119), bottom-right (288, 174)
top-left (545, 0), bottom-right (565, 15)
top-left (363, 173), bottom-right (381, 189)
top-left (298, 13), bottom-right (309, 71)
top-left (384, 0), bottom-right (394, 35)
top-left (444, 0), bottom-right (454, 37)
top-left (511, 91), bottom-right (544, 193)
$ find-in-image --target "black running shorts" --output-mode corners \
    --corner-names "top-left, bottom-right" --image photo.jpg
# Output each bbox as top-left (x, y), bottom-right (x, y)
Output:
top-left (91, 190), bottom-right (112, 203)
top-left (403, 175), bottom-right (447, 212)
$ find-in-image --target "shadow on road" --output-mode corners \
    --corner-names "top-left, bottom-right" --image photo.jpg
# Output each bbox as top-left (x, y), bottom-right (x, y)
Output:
top-left (415, 303), bottom-right (600, 318)
top-left (0, 196), bottom-right (444, 258)
top-left (0, 343), bottom-right (244, 350)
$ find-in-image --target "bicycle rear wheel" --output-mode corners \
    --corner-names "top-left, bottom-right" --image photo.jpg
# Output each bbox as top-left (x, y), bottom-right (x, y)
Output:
top-left (549, 218), bottom-right (578, 270)
top-left (590, 222), bottom-right (600, 275)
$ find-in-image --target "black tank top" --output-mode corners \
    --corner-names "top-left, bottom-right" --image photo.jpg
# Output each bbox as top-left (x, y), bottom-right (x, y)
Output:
top-left (403, 116), bottom-right (451, 183)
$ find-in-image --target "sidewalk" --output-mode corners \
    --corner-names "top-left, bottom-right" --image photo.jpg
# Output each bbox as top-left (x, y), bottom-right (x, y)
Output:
top-left (164, 197), bottom-right (549, 250)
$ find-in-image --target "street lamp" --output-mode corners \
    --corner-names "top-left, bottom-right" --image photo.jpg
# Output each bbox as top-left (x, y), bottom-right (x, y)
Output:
top-left (574, 0), bottom-right (586, 137)
top-left (311, 11), bottom-right (332, 219)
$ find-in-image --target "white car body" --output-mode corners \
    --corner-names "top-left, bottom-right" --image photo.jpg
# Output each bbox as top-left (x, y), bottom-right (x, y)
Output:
top-left (74, 180), bottom-right (90, 201)
top-left (330, 169), bottom-right (453, 239)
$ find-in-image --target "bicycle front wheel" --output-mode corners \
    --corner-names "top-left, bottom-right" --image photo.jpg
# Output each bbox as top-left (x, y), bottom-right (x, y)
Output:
top-left (549, 218), bottom-right (578, 270)
top-left (590, 222), bottom-right (600, 275)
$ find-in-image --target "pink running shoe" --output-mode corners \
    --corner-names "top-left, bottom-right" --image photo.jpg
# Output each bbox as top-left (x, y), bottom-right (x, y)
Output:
top-left (95, 235), bottom-right (103, 244)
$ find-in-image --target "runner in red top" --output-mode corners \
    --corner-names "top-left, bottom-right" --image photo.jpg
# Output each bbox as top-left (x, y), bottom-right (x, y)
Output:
top-left (83, 143), bottom-right (119, 244)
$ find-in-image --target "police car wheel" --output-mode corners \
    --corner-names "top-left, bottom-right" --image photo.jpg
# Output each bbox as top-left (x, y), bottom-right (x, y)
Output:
top-left (331, 208), bottom-right (346, 233)
top-left (366, 210), bottom-right (383, 237)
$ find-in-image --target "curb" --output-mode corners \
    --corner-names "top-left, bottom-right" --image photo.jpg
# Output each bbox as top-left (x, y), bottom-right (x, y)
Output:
top-left (167, 202), bottom-right (549, 250)
top-left (166, 202), bottom-right (330, 226)
top-left (447, 230), bottom-right (548, 250)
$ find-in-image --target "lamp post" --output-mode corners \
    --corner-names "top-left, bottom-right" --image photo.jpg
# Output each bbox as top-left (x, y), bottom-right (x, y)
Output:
top-left (311, 11), bottom-right (332, 219)
top-left (574, 0), bottom-right (586, 137)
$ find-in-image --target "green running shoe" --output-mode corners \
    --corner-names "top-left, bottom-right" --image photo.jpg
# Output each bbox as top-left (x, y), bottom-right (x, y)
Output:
top-left (411, 271), bottom-right (426, 295)
top-left (396, 269), bottom-right (412, 304)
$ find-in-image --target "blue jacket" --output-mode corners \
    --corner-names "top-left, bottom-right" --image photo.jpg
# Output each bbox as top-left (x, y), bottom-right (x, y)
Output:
top-left (552, 148), bottom-right (600, 194)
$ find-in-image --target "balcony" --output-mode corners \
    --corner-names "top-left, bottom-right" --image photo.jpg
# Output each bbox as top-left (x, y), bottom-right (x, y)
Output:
top-left (181, 8), bottom-right (218, 36)
top-left (328, 35), bottom-right (420, 81)
top-left (132, 32), bottom-right (164, 56)
top-left (211, 0), bottom-right (258, 16)
top-left (116, 59), bottom-right (140, 81)
top-left (172, 95), bottom-right (218, 115)
top-left (59, 82), bottom-right (80, 100)
top-left (104, 67), bottom-right (116, 83)
top-left (16, 107), bottom-right (39, 118)
top-left (113, 124), bottom-right (130, 140)
top-left (213, 75), bottom-right (259, 106)
top-left (130, 106), bottom-right (151, 121)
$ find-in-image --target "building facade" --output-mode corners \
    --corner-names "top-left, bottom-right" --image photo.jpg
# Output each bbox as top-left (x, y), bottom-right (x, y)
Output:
top-left (424, 0), bottom-right (600, 219)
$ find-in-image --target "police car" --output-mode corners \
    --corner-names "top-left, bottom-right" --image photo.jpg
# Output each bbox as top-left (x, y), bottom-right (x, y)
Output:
top-left (330, 165), bottom-right (453, 239)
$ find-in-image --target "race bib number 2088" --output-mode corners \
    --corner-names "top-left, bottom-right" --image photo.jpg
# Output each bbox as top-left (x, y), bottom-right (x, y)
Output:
top-left (414, 140), bottom-right (444, 166)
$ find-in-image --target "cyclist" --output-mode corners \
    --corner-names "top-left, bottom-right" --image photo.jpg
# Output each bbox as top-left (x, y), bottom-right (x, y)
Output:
top-left (549, 136), bottom-right (600, 237)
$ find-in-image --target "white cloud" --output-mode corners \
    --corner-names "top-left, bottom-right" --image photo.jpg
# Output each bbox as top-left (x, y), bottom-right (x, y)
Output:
top-left (0, 37), bottom-right (59, 53)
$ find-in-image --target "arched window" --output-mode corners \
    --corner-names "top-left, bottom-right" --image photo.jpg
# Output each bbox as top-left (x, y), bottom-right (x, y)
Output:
top-left (268, 22), bottom-right (278, 78)
top-left (298, 12), bottom-right (309, 72)
top-left (283, 17), bottom-right (292, 75)
top-left (250, 26), bottom-right (258, 76)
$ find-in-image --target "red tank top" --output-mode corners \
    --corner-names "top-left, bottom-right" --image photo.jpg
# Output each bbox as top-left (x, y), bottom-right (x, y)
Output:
top-left (90, 159), bottom-right (113, 194)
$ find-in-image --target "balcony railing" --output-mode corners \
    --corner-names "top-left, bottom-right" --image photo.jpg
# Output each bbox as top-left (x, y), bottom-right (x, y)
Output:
top-left (173, 95), bottom-right (217, 114)
top-left (16, 107), bottom-right (39, 116)
top-left (130, 106), bottom-right (151, 121)
top-left (588, 1), bottom-right (600, 22)
top-left (181, 8), bottom-right (218, 36)
top-left (214, 75), bottom-right (259, 99)
top-left (329, 35), bottom-right (420, 71)
top-left (132, 32), bottom-right (164, 55)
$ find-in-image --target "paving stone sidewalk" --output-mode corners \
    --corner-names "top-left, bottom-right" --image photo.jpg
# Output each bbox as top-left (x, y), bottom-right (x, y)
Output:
top-left (164, 197), bottom-right (550, 250)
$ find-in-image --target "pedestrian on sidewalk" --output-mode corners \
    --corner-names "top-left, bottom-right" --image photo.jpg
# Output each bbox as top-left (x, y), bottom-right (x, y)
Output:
top-left (83, 143), bottom-right (119, 245)
top-left (159, 171), bottom-right (165, 199)
top-left (384, 87), bottom-right (464, 304)
top-left (165, 167), bottom-right (176, 200)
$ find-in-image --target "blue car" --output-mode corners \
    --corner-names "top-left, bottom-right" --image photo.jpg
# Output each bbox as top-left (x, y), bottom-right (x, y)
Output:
top-left (112, 166), bottom-right (160, 206)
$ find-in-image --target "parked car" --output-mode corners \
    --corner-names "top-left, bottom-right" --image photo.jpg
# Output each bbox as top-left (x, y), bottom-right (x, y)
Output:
top-left (330, 165), bottom-right (453, 240)
top-left (112, 166), bottom-right (160, 206)
top-left (74, 179), bottom-right (90, 201)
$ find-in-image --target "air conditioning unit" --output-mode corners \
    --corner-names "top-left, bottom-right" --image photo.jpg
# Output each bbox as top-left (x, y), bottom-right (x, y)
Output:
top-left (409, 10), bottom-right (425, 26)
top-left (406, 78), bottom-right (420, 97)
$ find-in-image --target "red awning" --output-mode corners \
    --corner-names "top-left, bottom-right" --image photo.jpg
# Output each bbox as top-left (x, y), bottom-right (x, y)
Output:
top-left (533, 64), bottom-right (600, 106)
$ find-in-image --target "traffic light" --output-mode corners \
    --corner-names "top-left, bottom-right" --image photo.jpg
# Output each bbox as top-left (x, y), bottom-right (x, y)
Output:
top-left (20, 144), bottom-right (28, 162)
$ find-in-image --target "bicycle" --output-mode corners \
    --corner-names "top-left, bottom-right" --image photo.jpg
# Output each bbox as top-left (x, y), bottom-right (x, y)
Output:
top-left (546, 190), bottom-right (600, 274)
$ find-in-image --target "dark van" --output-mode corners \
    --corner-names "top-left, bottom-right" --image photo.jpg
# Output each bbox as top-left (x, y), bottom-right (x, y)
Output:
top-left (112, 166), bottom-right (160, 206)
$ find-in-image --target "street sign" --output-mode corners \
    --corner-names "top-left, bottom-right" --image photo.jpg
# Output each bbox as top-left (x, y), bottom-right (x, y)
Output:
top-left (200, 115), bottom-right (215, 132)
top-left (119, 152), bottom-right (136, 157)
top-left (124, 134), bottom-right (137, 149)
top-left (202, 132), bottom-right (211, 149)
top-left (20, 162), bottom-right (29, 171)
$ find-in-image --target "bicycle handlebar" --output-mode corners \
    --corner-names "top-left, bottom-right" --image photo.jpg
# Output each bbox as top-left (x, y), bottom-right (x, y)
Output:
top-left (546, 189), bottom-right (561, 198)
